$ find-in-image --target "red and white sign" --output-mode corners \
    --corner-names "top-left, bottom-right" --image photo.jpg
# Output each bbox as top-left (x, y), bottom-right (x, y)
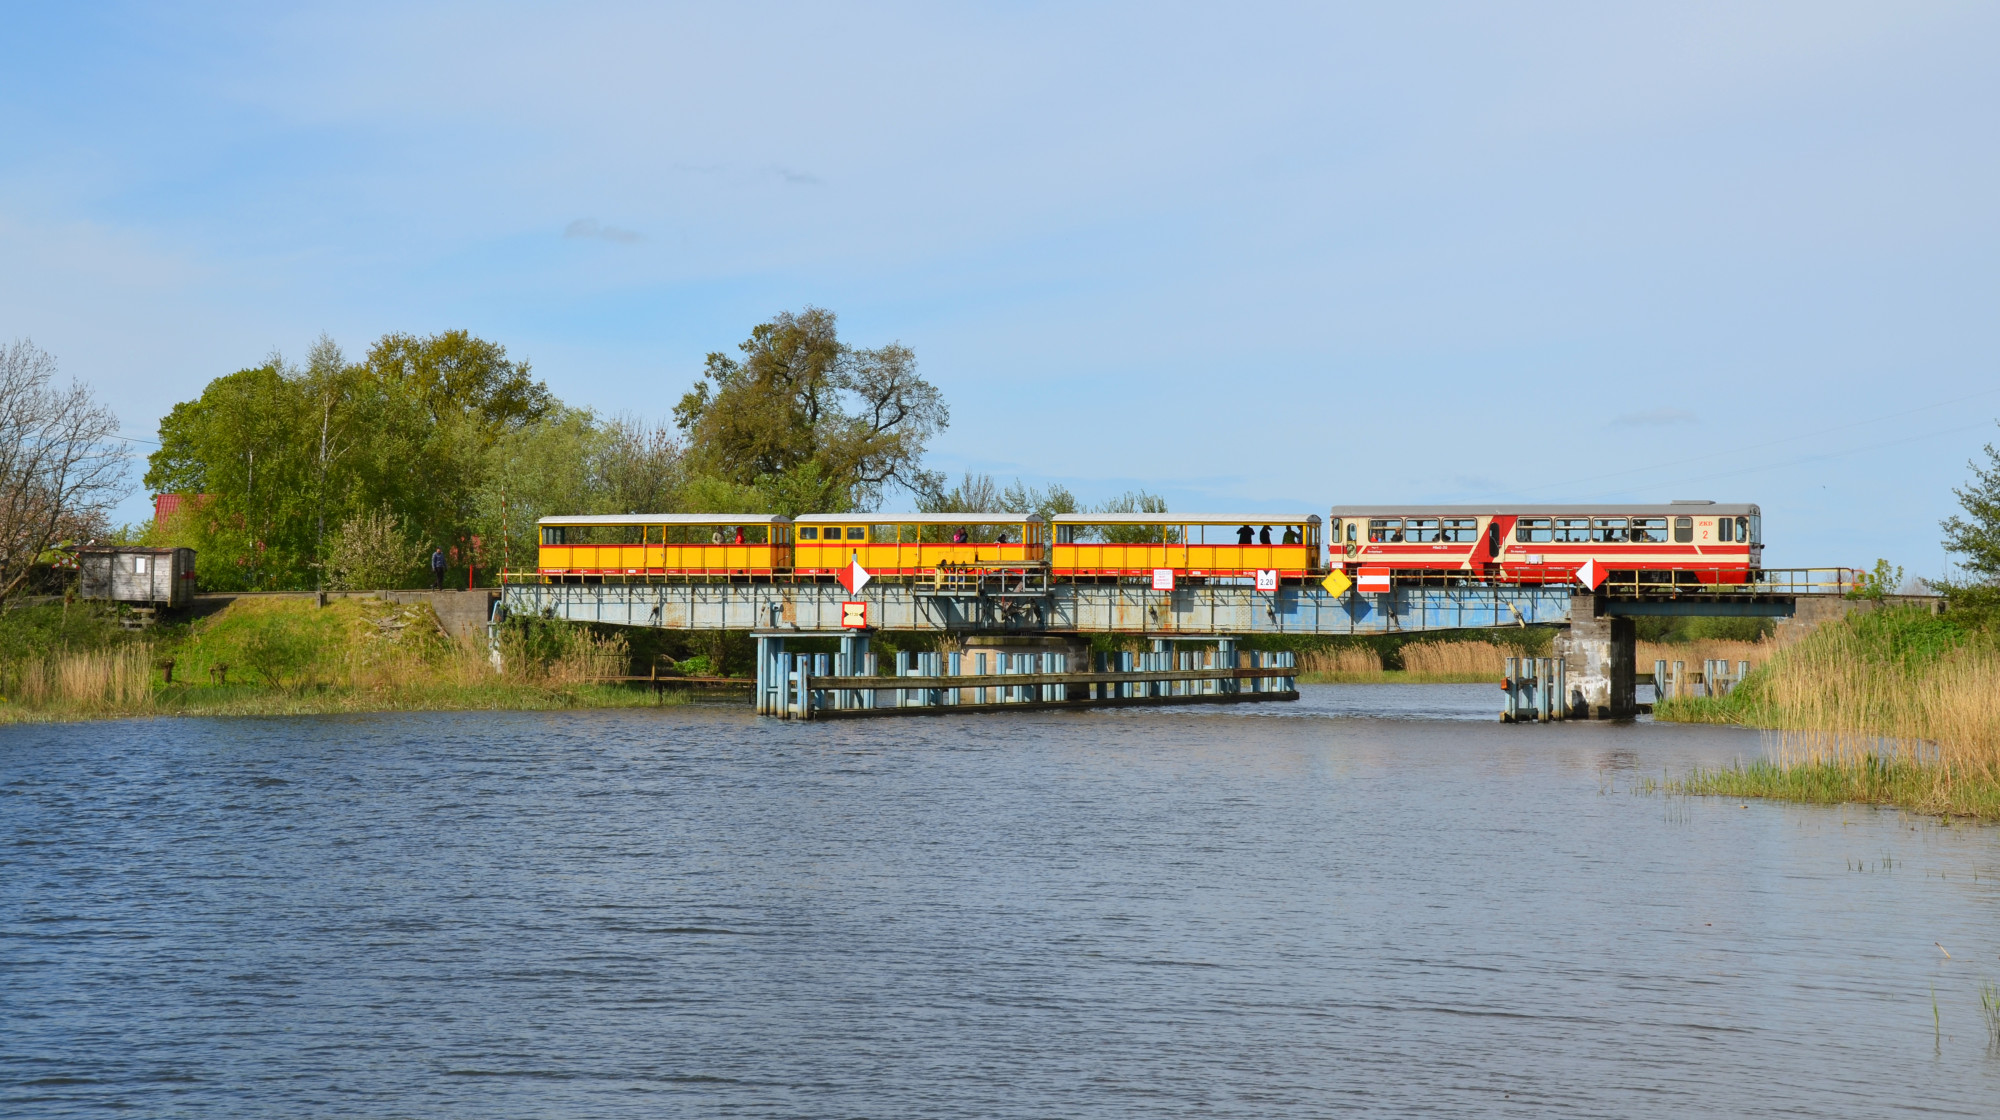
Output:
top-left (837, 553), bottom-right (872, 593)
top-left (1255, 568), bottom-right (1279, 591)
top-left (1152, 568), bottom-right (1176, 591)
top-left (1357, 568), bottom-right (1392, 593)
top-left (1575, 558), bottom-right (1606, 589)
top-left (840, 601), bottom-right (868, 629)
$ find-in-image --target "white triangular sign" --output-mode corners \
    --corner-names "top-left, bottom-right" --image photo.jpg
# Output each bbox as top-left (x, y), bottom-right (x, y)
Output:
top-left (837, 553), bottom-right (872, 593)
top-left (1576, 558), bottom-right (1604, 589)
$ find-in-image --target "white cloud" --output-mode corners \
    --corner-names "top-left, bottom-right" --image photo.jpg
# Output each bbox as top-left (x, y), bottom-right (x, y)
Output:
top-left (564, 218), bottom-right (642, 244)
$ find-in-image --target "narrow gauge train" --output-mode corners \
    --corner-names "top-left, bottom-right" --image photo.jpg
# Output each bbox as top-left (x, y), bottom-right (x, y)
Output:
top-left (531, 503), bottom-right (1757, 587)
top-left (1325, 502), bottom-right (1762, 586)
top-left (532, 512), bottom-right (1322, 583)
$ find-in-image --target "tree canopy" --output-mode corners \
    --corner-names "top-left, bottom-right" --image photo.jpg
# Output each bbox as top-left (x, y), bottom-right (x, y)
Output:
top-left (1942, 424), bottom-right (2000, 583)
top-left (674, 307), bottom-right (947, 514)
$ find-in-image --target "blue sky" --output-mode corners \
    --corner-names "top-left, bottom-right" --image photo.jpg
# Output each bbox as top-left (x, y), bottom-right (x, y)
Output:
top-left (4, 2), bottom-right (1997, 577)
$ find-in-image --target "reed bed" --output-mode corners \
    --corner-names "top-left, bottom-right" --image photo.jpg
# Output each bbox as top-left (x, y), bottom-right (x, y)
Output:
top-left (0, 598), bottom-right (681, 723)
top-left (1637, 638), bottom-right (1771, 678)
top-left (1399, 640), bottom-right (1506, 682)
top-left (7, 644), bottom-right (156, 712)
top-left (1297, 647), bottom-right (1385, 681)
top-left (1666, 610), bottom-right (2000, 817)
top-left (1296, 640), bottom-right (1508, 683)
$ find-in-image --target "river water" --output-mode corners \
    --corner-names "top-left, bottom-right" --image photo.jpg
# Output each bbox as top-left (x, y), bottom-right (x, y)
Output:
top-left (5, 685), bottom-right (2000, 1117)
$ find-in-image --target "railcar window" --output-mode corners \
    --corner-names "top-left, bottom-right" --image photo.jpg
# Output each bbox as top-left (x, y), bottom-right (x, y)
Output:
top-left (1736, 516), bottom-right (1750, 543)
top-left (1717, 518), bottom-right (1733, 542)
top-left (1747, 514), bottom-right (1761, 544)
top-left (1405, 518), bottom-right (1441, 543)
top-left (1591, 518), bottom-right (1629, 543)
top-left (846, 527), bottom-right (868, 541)
top-left (1346, 522), bottom-right (1357, 543)
top-left (1553, 518), bottom-right (1591, 542)
top-left (1630, 517), bottom-right (1667, 543)
top-left (542, 527), bottom-right (565, 545)
top-left (1441, 518), bottom-right (1478, 543)
top-left (1674, 517), bottom-right (1693, 543)
top-left (1515, 517), bottom-right (1552, 543)
top-left (798, 527), bottom-right (818, 540)
top-left (1368, 519), bottom-right (1401, 543)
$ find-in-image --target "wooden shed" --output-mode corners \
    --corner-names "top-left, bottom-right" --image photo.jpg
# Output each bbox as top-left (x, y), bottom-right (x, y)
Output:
top-left (77, 547), bottom-right (197, 608)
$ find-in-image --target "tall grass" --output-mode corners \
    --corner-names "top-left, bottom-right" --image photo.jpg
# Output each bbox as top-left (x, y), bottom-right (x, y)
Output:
top-left (1298, 647), bottom-right (1384, 681)
top-left (0, 597), bottom-right (676, 723)
top-left (1666, 607), bottom-right (2000, 817)
top-left (9, 644), bottom-right (156, 712)
top-left (1296, 640), bottom-right (1508, 683)
top-left (1637, 638), bottom-right (1770, 678)
top-left (1400, 640), bottom-right (1506, 681)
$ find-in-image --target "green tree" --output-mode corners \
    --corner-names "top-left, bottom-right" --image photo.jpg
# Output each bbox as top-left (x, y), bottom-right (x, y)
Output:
top-left (146, 361), bottom-right (320, 589)
top-left (366, 330), bottom-right (553, 430)
top-left (674, 308), bottom-right (947, 513)
top-left (1942, 426), bottom-right (2000, 583)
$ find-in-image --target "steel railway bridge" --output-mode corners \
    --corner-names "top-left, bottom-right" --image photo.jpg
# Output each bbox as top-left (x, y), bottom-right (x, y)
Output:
top-left (499, 569), bottom-right (1861, 720)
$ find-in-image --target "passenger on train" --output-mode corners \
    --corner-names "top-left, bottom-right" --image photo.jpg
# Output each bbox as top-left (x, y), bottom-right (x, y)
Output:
top-left (1259, 526), bottom-right (1272, 545)
top-left (710, 529), bottom-right (724, 545)
top-left (1237, 524), bottom-right (1254, 545)
top-left (733, 527), bottom-right (745, 544)
top-left (1282, 526), bottom-right (1299, 545)
top-left (952, 529), bottom-right (967, 544)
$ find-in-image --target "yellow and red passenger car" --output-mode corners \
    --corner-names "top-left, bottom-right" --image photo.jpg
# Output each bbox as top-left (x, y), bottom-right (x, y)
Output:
top-left (535, 514), bottom-right (791, 581)
top-left (1050, 514), bottom-right (1322, 581)
top-left (790, 513), bottom-right (1045, 575)
top-left (1326, 502), bottom-right (1762, 586)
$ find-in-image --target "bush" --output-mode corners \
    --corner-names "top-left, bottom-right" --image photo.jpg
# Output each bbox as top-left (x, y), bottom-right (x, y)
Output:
top-left (326, 506), bottom-right (420, 591)
top-left (240, 617), bottom-right (317, 687)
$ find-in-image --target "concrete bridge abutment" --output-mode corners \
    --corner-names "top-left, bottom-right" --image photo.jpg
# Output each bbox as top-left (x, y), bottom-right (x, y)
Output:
top-left (1554, 592), bottom-right (1637, 719)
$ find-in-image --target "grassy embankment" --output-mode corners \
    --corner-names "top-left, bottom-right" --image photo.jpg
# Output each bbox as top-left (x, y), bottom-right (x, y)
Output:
top-left (0, 596), bottom-right (689, 723)
top-left (1655, 605), bottom-right (2000, 818)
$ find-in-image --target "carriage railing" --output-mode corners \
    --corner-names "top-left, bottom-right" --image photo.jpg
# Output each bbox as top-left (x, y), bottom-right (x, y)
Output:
top-left (1592, 567), bottom-right (1859, 596)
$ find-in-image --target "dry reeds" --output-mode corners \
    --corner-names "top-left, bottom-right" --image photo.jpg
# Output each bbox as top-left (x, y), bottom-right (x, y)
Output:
top-left (10, 645), bottom-right (156, 712)
top-left (1671, 612), bottom-right (2000, 816)
top-left (1297, 647), bottom-right (1384, 680)
top-left (1755, 634), bottom-right (2000, 782)
top-left (1637, 639), bottom-right (1770, 680)
top-left (1296, 640), bottom-right (1510, 682)
top-left (1400, 640), bottom-right (1505, 680)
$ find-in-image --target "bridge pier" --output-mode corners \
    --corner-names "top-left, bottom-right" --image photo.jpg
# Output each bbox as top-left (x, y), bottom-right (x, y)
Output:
top-left (1555, 592), bottom-right (1637, 719)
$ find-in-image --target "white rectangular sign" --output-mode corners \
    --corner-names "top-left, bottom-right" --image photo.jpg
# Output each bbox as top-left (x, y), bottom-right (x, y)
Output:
top-left (1152, 568), bottom-right (1176, 591)
top-left (1255, 569), bottom-right (1278, 592)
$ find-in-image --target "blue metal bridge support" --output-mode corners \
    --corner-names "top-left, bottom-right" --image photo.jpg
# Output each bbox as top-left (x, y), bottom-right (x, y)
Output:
top-left (499, 581), bottom-right (1816, 721)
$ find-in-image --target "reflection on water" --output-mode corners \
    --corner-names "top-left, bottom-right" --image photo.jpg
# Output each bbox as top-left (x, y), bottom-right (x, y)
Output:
top-left (5, 686), bottom-right (2000, 1117)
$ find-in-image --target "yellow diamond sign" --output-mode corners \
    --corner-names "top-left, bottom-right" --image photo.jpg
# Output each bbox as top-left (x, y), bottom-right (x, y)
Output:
top-left (1321, 570), bottom-right (1352, 597)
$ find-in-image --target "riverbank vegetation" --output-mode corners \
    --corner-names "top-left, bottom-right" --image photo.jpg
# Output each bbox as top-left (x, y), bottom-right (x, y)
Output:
top-left (1661, 605), bottom-right (2000, 817)
top-left (1284, 629), bottom-right (1548, 684)
top-left (0, 597), bottom-right (683, 723)
top-left (1656, 429), bottom-right (2000, 817)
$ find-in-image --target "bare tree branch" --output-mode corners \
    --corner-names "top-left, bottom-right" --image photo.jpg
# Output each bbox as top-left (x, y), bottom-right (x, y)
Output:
top-left (0, 339), bottom-right (129, 601)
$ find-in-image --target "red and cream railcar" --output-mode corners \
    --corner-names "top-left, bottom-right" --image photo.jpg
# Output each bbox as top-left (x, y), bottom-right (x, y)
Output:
top-left (1326, 502), bottom-right (1762, 586)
